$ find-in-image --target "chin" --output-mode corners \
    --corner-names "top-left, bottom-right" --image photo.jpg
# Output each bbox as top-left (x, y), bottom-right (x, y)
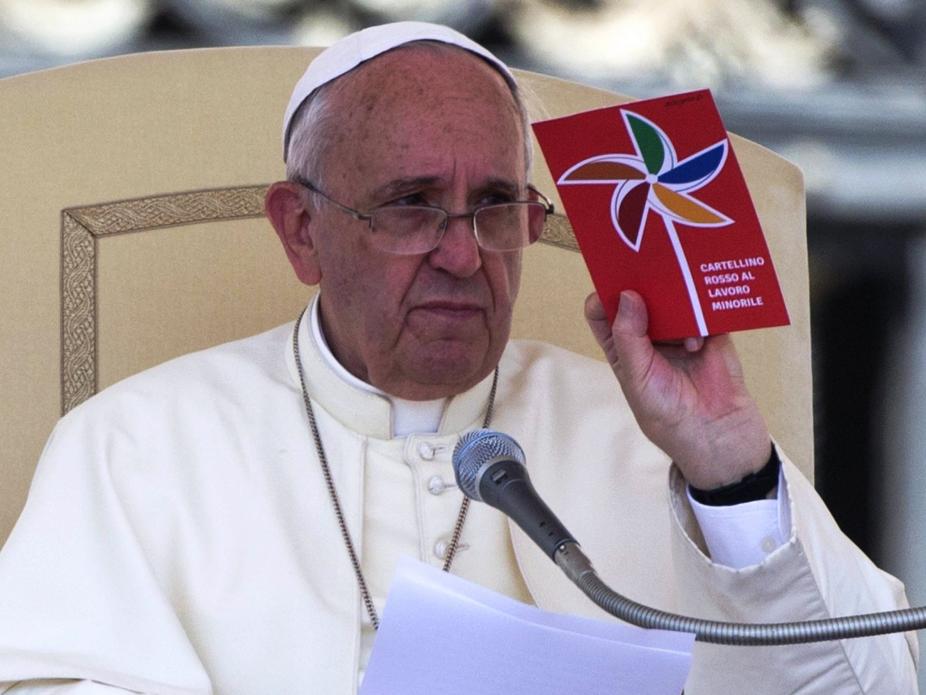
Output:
top-left (399, 349), bottom-right (497, 399)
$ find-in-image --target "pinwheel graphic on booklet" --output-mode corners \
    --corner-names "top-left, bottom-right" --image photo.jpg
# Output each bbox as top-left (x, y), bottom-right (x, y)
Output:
top-left (533, 89), bottom-right (790, 340)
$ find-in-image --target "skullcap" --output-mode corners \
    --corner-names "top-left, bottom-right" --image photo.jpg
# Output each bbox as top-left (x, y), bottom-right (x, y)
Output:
top-left (282, 21), bottom-right (517, 161)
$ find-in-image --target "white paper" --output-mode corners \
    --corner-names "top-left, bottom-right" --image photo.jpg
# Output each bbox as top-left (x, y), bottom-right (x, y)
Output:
top-left (360, 557), bottom-right (694, 695)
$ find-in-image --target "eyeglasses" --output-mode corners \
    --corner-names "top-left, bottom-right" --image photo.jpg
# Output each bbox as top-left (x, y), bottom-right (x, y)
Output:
top-left (292, 176), bottom-right (554, 255)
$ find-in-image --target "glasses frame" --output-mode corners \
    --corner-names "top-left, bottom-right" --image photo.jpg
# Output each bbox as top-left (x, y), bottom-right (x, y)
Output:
top-left (291, 176), bottom-right (554, 254)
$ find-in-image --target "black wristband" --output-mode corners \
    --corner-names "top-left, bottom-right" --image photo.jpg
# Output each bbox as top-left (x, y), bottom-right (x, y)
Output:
top-left (688, 445), bottom-right (780, 506)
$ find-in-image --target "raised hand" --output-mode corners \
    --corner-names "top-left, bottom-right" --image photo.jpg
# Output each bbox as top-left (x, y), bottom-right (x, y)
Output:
top-left (585, 290), bottom-right (771, 490)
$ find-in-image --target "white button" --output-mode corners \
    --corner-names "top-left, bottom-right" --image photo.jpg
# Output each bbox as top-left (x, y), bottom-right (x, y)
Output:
top-left (428, 475), bottom-right (446, 495)
top-left (761, 536), bottom-right (778, 554)
top-left (433, 539), bottom-right (469, 560)
top-left (418, 442), bottom-right (435, 460)
top-left (427, 475), bottom-right (457, 495)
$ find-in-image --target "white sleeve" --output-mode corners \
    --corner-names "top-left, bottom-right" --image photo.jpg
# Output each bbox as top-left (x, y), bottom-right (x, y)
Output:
top-left (670, 453), bottom-right (918, 694)
top-left (687, 466), bottom-right (790, 569)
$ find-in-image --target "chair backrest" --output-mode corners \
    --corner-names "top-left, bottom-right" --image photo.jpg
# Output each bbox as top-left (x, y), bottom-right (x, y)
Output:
top-left (0, 47), bottom-right (812, 546)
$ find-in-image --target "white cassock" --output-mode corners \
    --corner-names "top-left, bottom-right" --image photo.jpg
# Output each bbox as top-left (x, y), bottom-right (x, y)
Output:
top-left (0, 299), bottom-right (917, 694)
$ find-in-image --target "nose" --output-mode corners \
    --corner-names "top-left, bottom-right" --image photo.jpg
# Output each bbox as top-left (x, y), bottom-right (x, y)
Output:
top-left (427, 214), bottom-right (482, 277)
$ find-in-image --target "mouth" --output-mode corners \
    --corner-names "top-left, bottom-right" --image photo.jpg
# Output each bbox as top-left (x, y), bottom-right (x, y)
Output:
top-left (418, 299), bottom-right (482, 310)
top-left (408, 301), bottom-right (486, 328)
top-left (414, 300), bottom-right (483, 314)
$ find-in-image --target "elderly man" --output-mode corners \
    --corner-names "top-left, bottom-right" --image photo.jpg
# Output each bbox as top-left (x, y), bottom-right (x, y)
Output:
top-left (0, 22), bottom-right (916, 695)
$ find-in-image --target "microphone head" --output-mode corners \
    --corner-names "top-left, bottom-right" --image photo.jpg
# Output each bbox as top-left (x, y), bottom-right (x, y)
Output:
top-left (452, 429), bottom-right (526, 502)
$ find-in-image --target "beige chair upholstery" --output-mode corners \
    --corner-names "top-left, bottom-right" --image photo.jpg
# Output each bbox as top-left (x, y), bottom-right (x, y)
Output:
top-left (0, 47), bottom-right (812, 547)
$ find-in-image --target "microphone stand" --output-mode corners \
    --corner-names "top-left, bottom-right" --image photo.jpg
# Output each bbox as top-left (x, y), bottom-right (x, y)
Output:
top-left (454, 428), bottom-right (926, 646)
top-left (554, 541), bottom-right (926, 645)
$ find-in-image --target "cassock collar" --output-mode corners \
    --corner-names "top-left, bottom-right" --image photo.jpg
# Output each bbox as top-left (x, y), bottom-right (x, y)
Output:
top-left (284, 296), bottom-right (498, 440)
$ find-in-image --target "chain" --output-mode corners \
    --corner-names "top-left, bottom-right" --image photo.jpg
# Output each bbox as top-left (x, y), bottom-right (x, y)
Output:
top-left (291, 307), bottom-right (498, 630)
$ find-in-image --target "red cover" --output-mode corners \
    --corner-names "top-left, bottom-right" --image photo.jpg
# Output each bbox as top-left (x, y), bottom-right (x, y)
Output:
top-left (532, 89), bottom-right (790, 340)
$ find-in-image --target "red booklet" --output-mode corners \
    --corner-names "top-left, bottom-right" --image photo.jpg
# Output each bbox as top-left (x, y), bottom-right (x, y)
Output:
top-left (532, 89), bottom-right (790, 340)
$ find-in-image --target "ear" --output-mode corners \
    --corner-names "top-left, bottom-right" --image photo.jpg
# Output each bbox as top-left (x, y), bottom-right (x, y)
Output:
top-left (265, 181), bottom-right (322, 285)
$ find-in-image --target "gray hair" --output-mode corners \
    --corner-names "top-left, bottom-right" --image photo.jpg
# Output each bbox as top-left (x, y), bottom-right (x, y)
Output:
top-left (285, 41), bottom-right (534, 192)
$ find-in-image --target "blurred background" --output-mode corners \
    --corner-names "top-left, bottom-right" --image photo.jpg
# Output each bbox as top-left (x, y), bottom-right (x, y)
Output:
top-left (1, 0), bottom-right (924, 680)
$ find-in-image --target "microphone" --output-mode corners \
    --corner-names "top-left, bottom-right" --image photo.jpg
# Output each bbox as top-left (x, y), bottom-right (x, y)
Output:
top-left (452, 428), bottom-right (926, 645)
top-left (452, 429), bottom-right (576, 559)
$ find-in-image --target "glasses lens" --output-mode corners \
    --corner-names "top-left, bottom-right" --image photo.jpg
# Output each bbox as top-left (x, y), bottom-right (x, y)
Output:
top-left (370, 207), bottom-right (446, 254)
top-left (475, 203), bottom-right (546, 251)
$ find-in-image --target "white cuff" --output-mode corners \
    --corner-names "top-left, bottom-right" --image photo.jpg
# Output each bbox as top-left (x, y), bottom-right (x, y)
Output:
top-left (687, 466), bottom-right (792, 569)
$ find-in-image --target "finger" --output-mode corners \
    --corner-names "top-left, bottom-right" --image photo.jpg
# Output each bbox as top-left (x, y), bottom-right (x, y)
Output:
top-left (611, 290), bottom-right (656, 385)
top-left (613, 290), bottom-right (649, 341)
top-left (583, 292), bottom-right (613, 353)
top-left (708, 333), bottom-right (748, 383)
top-left (684, 337), bottom-right (704, 352)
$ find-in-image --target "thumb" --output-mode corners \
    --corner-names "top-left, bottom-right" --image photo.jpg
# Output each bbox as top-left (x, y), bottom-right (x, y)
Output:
top-left (611, 290), bottom-right (657, 388)
top-left (613, 290), bottom-right (649, 341)
top-left (585, 291), bottom-right (652, 375)
top-left (584, 292), bottom-right (613, 353)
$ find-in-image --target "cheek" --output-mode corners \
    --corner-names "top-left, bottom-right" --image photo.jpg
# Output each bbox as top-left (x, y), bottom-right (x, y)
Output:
top-left (322, 247), bottom-right (422, 330)
top-left (370, 264), bottom-right (424, 324)
top-left (482, 253), bottom-right (522, 330)
top-left (507, 255), bottom-right (523, 304)
top-left (477, 255), bottom-right (521, 371)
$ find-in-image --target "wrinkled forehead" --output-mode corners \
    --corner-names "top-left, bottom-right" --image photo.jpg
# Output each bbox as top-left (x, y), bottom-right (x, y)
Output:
top-left (322, 46), bottom-right (527, 181)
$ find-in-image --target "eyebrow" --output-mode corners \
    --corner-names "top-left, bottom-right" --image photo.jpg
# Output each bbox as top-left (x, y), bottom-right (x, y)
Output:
top-left (368, 176), bottom-right (522, 205)
top-left (370, 177), bottom-right (443, 202)
top-left (480, 178), bottom-right (521, 197)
